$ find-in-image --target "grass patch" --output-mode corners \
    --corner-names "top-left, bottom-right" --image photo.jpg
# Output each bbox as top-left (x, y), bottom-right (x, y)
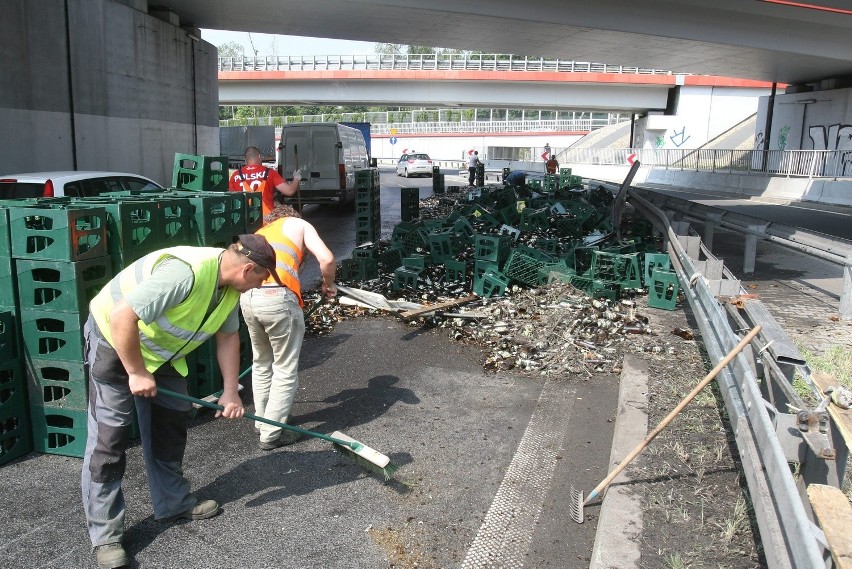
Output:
top-left (799, 345), bottom-right (852, 388)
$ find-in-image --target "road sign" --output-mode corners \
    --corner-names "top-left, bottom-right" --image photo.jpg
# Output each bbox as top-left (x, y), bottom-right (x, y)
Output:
top-left (627, 152), bottom-right (637, 165)
top-left (389, 136), bottom-right (398, 145)
top-left (390, 128), bottom-right (397, 135)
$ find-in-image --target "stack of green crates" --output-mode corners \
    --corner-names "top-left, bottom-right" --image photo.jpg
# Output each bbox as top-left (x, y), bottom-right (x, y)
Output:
top-left (7, 204), bottom-right (111, 458)
top-left (0, 309), bottom-right (32, 466)
top-left (172, 153), bottom-right (229, 192)
top-left (400, 187), bottom-right (419, 222)
top-left (355, 169), bottom-right (381, 245)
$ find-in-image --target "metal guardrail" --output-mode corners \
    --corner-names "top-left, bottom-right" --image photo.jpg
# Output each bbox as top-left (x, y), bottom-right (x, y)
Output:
top-left (623, 188), bottom-right (831, 569)
top-left (217, 53), bottom-right (679, 75)
top-left (631, 187), bottom-right (852, 318)
top-left (219, 117), bottom-right (614, 134)
top-left (563, 147), bottom-right (852, 178)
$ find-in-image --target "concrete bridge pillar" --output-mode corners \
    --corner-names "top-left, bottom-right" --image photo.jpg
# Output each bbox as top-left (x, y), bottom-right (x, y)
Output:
top-left (0, 0), bottom-right (219, 185)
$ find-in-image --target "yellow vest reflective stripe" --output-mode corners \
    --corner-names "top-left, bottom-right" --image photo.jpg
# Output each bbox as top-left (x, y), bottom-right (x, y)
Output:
top-left (256, 219), bottom-right (304, 306)
top-left (90, 246), bottom-right (239, 376)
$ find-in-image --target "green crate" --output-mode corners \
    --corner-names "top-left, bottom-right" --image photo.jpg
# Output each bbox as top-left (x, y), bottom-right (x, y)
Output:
top-left (648, 269), bottom-right (679, 310)
top-left (400, 228), bottom-right (428, 255)
top-left (473, 234), bottom-right (510, 265)
top-left (8, 205), bottom-right (107, 261)
top-left (443, 260), bottom-right (467, 284)
top-left (76, 198), bottom-right (163, 256)
top-left (172, 153), bottom-right (229, 192)
top-left (355, 227), bottom-right (380, 246)
top-left (644, 253), bottom-right (671, 285)
top-left (393, 267), bottom-right (420, 291)
top-left (474, 259), bottom-right (499, 281)
top-left (176, 191), bottom-right (242, 247)
top-left (504, 247), bottom-right (553, 287)
top-left (0, 256), bottom-right (16, 310)
top-left (20, 309), bottom-right (85, 361)
top-left (0, 359), bottom-right (26, 416)
top-left (30, 405), bottom-right (86, 457)
top-left (243, 191), bottom-right (263, 233)
top-left (339, 258), bottom-right (378, 281)
top-left (0, 208), bottom-right (10, 258)
top-left (590, 251), bottom-right (643, 290)
top-left (223, 191), bottom-right (248, 234)
top-left (352, 245), bottom-right (376, 260)
top-left (426, 228), bottom-right (454, 263)
top-left (0, 404), bottom-right (32, 466)
top-left (15, 257), bottom-right (111, 313)
top-left (378, 245), bottom-right (405, 271)
top-left (188, 341), bottom-right (224, 399)
top-left (160, 196), bottom-right (193, 244)
top-left (473, 269), bottom-right (509, 298)
top-left (0, 311), bottom-right (16, 363)
top-left (25, 358), bottom-right (88, 410)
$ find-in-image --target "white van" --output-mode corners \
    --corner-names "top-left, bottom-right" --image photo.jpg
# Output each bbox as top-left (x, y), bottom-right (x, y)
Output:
top-left (277, 123), bottom-right (370, 206)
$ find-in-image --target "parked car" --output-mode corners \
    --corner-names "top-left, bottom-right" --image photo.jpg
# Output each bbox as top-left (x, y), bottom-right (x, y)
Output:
top-left (396, 153), bottom-right (433, 177)
top-left (0, 171), bottom-right (163, 199)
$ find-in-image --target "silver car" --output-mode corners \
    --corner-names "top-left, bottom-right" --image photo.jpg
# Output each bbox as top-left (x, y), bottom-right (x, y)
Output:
top-left (0, 171), bottom-right (162, 199)
top-left (396, 153), bottom-right (433, 178)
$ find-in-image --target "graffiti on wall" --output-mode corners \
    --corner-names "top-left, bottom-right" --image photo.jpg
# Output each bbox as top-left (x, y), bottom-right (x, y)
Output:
top-left (754, 131), bottom-right (764, 150)
top-left (655, 136), bottom-right (665, 148)
top-left (669, 127), bottom-right (691, 148)
top-left (808, 123), bottom-right (852, 176)
top-left (777, 125), bottom-right (791, 150)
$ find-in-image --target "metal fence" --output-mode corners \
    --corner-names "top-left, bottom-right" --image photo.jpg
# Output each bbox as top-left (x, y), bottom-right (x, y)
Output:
top-left (220, 117), bottom-right (617, 134)
top-left (217, 53), bottom-right (679, 75)
top-left (562, 148), bottom-right (852, 178)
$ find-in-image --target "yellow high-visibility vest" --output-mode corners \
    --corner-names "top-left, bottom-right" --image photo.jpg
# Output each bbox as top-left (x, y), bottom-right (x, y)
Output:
top-left (90, 246), bottom-right (239, 376)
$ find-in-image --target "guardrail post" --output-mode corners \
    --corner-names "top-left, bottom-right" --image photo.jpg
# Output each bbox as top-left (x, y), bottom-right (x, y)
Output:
top-left (841, 256), bottom-right (852, 321)
top-left (702, 213), bottom-right (723, 251)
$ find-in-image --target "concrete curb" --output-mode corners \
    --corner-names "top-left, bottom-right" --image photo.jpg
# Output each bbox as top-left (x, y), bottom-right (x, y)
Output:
top-left (589, 355), bottom-right (649, 569)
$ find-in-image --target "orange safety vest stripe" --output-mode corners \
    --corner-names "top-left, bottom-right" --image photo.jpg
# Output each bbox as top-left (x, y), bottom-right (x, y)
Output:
top-left (256, 219), bottom-right (304, 306)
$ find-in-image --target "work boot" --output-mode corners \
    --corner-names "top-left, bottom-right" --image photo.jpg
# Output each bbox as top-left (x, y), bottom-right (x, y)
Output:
top-left (94, 543), bottom-right (128, 569)
top-left (159, 499), bottom-right (220, 522)
top-left (259, 429), bottom-right (301, 450)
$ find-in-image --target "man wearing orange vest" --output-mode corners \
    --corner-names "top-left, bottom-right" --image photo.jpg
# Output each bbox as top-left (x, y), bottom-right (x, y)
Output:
top-left (240, 204), bottom-right (337, 449)
top-left (229, 146), bottom-right (302, 218)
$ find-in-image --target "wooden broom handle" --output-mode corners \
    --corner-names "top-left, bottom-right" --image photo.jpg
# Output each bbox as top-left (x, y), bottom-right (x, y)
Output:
top-left (587, 325), bottom-right (762, 501)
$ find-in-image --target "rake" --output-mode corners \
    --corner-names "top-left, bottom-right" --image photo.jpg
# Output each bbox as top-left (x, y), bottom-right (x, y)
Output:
top-left (158, 387), bottom-right (398, 480)
top-left (570, 325), bottom-right (761, 523)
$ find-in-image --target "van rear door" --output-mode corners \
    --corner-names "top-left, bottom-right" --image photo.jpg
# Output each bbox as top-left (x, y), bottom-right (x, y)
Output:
top-left (308, 125), bottom-right (341, 190)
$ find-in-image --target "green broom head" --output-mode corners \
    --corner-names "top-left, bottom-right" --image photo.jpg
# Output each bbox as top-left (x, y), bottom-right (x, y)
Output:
top-left (330, 431), bottom-right (399, 481)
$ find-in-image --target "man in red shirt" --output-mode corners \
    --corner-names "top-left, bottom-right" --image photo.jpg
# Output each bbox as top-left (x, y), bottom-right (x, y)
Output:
top-left (229, 146), bottom-right (302, 217)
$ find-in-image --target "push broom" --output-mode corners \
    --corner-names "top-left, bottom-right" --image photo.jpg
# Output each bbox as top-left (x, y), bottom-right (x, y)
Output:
top-left (158, 387), bottom-right (398, 480)
top-left (570, 325), bottom-right (761, 523)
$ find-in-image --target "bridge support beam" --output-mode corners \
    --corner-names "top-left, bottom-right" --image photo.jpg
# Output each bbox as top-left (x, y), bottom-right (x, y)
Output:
top-left (841, 256), bottom-right (852, 321)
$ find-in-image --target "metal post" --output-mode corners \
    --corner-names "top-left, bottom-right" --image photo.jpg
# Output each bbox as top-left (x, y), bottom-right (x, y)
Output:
top-left (703, 213), bottom-right (722, 251)
top-left (841, 256), bottom-right (852, 321)
top-left (744, 230), bottom-right (759, 274)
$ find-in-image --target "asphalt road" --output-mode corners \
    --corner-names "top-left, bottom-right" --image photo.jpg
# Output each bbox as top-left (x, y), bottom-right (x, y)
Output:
top-left (637, 183), bottom-right (852, 240)
top-left (0, 167), bottom-right (618, 568)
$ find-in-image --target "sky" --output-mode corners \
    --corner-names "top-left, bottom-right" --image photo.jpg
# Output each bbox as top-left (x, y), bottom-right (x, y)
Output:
top-left (200, 29), bottom-right (378, 57)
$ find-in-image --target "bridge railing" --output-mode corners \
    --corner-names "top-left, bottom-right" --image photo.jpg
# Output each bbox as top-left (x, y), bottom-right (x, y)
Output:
top-left (217, 53), bottom-right (679, 75)
top-left (562, 147), bottom-right (852, 178)
top-left (220, 117), bottom-right (618, 134)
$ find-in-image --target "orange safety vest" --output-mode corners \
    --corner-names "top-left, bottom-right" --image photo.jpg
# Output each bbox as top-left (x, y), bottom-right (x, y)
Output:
top-left (255, 218), bottom-right (304, 306)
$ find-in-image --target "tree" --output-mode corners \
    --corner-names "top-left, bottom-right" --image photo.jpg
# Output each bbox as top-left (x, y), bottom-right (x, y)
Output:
top-left (217, 41), bottom-right (245, 58)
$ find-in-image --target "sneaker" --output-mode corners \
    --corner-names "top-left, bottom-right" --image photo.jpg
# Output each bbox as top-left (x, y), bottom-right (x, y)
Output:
top-left (160, 499), bottom-right (220, 522)
top-left (95, 543), bottom-right (128, 569)
top-left (258, 429), bottom-right (301, 450)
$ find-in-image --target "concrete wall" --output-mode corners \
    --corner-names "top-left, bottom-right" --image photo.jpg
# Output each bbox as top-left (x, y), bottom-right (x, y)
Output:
top-left (757, 87), bottom-right (852, 154)
top-left (0, 0), bottom-right (219, 185)
top-left (633, 86), bottom-right (769, 151)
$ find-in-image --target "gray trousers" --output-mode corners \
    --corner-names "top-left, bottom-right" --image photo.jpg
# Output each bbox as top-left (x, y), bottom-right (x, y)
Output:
top-left (240, 287), bottom-right (304, 442)
top-left (81, 316), bottom-right (195, 547)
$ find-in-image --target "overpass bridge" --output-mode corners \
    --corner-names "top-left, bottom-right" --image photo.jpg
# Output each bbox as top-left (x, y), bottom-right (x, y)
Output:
top-left (217, 53), bottom-right (773, 112)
